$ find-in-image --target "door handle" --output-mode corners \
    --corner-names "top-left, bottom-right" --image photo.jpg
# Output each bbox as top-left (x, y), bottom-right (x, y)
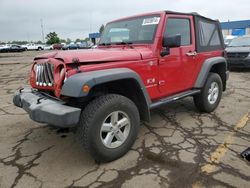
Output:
top-left (186, 51), bottom-right (197, 57)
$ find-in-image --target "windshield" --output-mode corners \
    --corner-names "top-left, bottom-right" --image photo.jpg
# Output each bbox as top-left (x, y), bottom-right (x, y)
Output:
top-left (228, 37), bottom-right (250, 47)
top-left (99, 15), bottom-right (161, 45)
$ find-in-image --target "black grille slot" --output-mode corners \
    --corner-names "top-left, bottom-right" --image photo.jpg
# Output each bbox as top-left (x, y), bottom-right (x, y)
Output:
top-left (35, 63), bottom-right (54, 87)
top-left (227, 52), bottom-right (249, 59)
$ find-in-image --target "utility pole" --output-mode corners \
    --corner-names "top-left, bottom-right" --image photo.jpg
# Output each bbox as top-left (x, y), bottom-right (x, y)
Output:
top-left (40, 19), bottom-right (45, 43)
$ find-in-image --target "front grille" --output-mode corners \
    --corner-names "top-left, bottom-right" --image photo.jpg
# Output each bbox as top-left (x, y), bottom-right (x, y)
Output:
top-left (227, 52), bottom-right (249, 59)
top-left (35, 62), bottom-right (54, 87)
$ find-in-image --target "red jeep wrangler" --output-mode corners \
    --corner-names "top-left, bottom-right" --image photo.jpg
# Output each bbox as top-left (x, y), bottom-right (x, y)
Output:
top-left (14, 11), bottom-right (229, 162)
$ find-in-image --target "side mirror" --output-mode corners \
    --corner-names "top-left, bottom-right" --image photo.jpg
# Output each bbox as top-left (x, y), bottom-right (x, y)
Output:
top-left (161, 35), bottom-right (181, 57)
top-left (163, 34), bottom-right (181, 48)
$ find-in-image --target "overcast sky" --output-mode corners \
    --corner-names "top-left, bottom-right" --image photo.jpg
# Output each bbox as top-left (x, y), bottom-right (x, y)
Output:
top-left (0, 0), bottom-right (249, 42)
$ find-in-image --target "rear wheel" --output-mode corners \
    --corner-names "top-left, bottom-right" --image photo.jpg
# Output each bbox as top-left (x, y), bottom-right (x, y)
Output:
top-left (77, 94), bottom-right (140, 163)
top-left (194, 73), bottom-right (222, 112)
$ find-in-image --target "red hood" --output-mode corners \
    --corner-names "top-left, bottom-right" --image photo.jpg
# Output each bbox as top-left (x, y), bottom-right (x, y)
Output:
top-left (34, 48), bottom-right (153, 63)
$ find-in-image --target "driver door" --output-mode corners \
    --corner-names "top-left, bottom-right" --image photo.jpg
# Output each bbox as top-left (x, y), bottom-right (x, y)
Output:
top-left (158, 15), bottom-right (198, 97)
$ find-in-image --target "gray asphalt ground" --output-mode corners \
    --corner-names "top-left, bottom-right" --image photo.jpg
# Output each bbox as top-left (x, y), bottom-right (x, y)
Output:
top-left (0, 51), bottom-right (249, 188)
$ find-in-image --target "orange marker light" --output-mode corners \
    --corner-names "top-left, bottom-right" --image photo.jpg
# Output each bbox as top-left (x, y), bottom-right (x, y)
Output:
top-left (82, 85), bottom-right (90, 93)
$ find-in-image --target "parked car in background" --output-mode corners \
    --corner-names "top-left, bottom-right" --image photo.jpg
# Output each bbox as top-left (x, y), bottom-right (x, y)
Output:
top-left (44, 45), bottom-right (53, 50)
top-left (22, 43), bottom-right (44, 51)
top-left (0, 44), bottom-right (10, 51)
top-left (62, 43), bottom-right (79, 50)
top-left (226, 36), bottom-right (250, 69)
top-left (0, 44), bottom-right (6, 49)
top-left (53, 43), bottom-right (64, 50)
top-left (0, 44), bottom-right (26, 53)
top-left (77, 42), bottom-right (90, 49)
top-left (62, 42), bottom-right (91, 50)
top-left (91, 45), bottom-right (98, 49)
top-left (224, 35), bottom-right (237, 47)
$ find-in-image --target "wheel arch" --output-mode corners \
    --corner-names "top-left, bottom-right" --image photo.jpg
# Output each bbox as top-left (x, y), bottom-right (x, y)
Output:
top-left (61, 68), bottom-right (151, 122)
top-left (194, 57), bottom-right (228, 91)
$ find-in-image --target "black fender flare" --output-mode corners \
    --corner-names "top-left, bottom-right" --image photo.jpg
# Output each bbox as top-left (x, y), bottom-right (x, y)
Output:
top-left (61, 68), bottom-right (152, 121)
top-left (194, 57), bottom-right (228, 88)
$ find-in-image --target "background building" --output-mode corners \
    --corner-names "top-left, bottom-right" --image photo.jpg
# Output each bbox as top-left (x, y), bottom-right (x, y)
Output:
top-left (221, 20), bottom-right (250, 36)
top-left (89, 32), bottom-right (101, 44)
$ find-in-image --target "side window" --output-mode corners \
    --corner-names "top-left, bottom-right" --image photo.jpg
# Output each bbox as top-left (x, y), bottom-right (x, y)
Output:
top-left (164, 18), bottom-right (191, 46)
top-left (198, 20), bottom-right (221, 47)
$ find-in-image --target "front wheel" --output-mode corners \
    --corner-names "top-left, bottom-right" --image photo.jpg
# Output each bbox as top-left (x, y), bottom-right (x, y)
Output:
top-left (193, 73), bottom-right (222, 113)
top-left (77, 94), bottom-right (140, 163)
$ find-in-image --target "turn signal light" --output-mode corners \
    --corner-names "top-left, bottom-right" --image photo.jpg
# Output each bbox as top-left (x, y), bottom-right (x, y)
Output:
top-left (82, 85), bottom-right (90, 93)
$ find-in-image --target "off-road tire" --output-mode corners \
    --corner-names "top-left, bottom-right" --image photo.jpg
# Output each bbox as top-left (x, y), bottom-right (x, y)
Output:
top-left (77, 94), bottom-right (140, 163)
top-left (193, 73), bottom-right (222, 113)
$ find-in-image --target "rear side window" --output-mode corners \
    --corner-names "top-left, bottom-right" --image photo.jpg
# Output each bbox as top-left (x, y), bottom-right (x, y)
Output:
top-left (164, 18), bottom-right (191, 46)
top-left (196, 17), bottom-right (224, 52)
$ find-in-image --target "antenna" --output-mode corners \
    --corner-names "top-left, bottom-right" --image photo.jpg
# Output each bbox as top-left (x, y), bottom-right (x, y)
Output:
top-left (40, 19), bottom-right (45, 43)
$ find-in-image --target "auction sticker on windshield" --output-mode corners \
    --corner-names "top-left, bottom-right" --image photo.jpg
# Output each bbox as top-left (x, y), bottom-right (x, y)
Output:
top-left (142, 17), bottom-right (160, 26)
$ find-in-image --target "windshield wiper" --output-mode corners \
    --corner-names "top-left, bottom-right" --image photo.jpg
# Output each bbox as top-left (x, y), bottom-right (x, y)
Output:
top-left (99, 43), bottom-right (111, 46)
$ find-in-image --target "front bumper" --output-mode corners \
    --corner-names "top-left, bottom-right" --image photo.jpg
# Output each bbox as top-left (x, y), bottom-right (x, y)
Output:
top-left (227, 58), bottom-right (250, 68)
top-left (13, 88), bottom-right (81, 127)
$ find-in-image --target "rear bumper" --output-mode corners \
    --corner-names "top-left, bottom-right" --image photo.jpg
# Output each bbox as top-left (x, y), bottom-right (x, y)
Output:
top-left (13, 88), bottom-right (81, 127)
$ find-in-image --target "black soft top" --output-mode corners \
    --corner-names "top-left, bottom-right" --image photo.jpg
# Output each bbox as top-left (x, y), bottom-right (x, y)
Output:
top-left (165, 10), bottom-right (224, 52)
top-left (165, 10), bottom-right (219, 23)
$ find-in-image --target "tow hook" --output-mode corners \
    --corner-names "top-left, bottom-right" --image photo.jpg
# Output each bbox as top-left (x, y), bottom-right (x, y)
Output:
top-left (37, 97), bottom-right (47, 104)
top-left (19, 87), bottom-right (24, 93)
top-left (37, 98), bottom-right (43, 104)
